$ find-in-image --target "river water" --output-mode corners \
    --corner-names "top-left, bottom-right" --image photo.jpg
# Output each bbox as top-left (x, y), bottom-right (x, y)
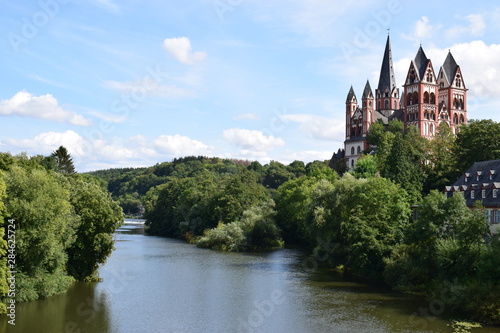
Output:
top-left (2, 221), bottom-right (499, 333)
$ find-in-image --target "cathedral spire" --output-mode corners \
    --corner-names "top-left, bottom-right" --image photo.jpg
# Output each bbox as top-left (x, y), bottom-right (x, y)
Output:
top-left (362, 80), bottom-right (373, 99)
top-left (377, 34), bottom-right (396, 94)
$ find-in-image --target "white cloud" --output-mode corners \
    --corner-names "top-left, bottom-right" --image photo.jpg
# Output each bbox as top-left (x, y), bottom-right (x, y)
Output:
top-left (88, 110), bottom-right (127, 123)
top-left (403, 16), bottom-right (441, 45)
top-left (223, 128), bottom-right (285, 151)
top-left (163, 37), bottom-right (207, 65)
top-left (4, 130), bottom-right (86, 157)
top-left (153, 134), bottom-right (214, 156)
top-left (279, 149), bottom-right (334, 165)
top-left (0, 91), bottom-right (91, 126)
top-left (446, 14), bottom-right (486, 39)
top-left (233, 113), bottom-right (258, 120)
top-left (104, 80), bottom-right (195, 99)
top-left (3, 131), bottom-right (214, 172)
top-left (280, 114), bottom-right (345, 141)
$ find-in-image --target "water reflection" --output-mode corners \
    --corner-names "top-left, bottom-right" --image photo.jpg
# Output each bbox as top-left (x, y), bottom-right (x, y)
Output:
top-left (2, 281), bottom-right (110, 333)
top-left (2, 222), bottom-right (500, 333)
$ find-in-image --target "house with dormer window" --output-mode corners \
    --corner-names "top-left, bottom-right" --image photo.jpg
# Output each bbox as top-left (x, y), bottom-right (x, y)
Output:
top-left (444, 159), bottom-right (500, 235)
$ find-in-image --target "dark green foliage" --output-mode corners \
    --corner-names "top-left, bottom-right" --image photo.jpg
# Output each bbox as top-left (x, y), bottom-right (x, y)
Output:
top-left (424, 122), bottom-right (458, 193)
top-left (454, 119), bottom-right (500, 172)
top-left (51, 146), bottom-right (76, 174)
top-left (4, 166), bottom-right (79, 301)
top-left (351, 154), bottom-right (378, 179)
top-left (305, 174), bottom-right (411, 279)
top-left (66, 177), bottom-right (123, 281)
top-left (0, 154), bottom-right (122, 305)
top-left (384, 191), bottom-right (489, 291)
top-left (263, 161), bottom-right (296, 189)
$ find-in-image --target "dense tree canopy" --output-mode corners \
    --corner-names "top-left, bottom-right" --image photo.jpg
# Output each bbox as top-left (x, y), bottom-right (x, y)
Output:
top-left (0, 153), bottom-right (123, 307)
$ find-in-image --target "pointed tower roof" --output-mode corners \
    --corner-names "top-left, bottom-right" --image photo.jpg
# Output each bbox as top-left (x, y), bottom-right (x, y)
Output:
top-left (442, 51), bottom-right (459, 82)
top-left (414, 45), bottom-right (430, 80)
top-left (377, 35), bottom-right (397, 94)
top-left (362, 80), bottom-right (373, 99)
top-left (346, 85), bottom-right (357, 103)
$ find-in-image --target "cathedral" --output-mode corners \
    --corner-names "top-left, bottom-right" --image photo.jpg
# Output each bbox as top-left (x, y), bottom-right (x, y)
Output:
top-left (344, 35), bottom-right (467, 169)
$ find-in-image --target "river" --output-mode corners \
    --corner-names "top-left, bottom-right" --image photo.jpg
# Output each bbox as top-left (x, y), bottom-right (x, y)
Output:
top-left (2, 220), bottom-right (499, 333)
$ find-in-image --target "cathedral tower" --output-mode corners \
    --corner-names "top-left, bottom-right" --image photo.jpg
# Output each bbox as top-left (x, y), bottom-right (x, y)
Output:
top-left (403, 46), bottom-right (439, 139)
top-left (376, 35), bottom-right (400, 117)
top-left (436, 51), bottom-right (467, 133)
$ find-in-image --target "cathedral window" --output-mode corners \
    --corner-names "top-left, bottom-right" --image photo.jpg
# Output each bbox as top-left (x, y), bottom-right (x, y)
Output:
top-left (357, 146), bottom-right (361, 154)
top-left (407, 93), bottom-right (412, 106)
top-left (413, 92), bottom-right (418, 104)
top-left (424, 92), bottom-right (430, 103)
top-left (351, 147), bottom-right (355, 155)
top-left (378, 101), bottom-right (381, 109)
top-left (453, 114), bottom-right (458, 124)
top-left (384, 100), bottom-right (389, 109)
top-left (460, 114), bottom-right (465, 124)
top-left (430, 93), bottom-right (436, 104)
top-left (394, 100), bottom-right (397, 109)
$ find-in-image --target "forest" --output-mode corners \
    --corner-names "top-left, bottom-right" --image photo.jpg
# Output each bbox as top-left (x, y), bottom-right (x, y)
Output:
top-left (1, 119), bottom-right (500, 323)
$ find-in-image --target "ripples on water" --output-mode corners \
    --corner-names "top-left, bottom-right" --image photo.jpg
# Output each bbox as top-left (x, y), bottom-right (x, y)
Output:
top-left (2, 221), bottom-right (500, 333)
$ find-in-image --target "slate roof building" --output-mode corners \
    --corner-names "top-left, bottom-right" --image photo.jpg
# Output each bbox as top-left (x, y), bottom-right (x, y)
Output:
top-left (445, 160), bottom-right (500, 235)
top-left (344, 35), bottom-right (467, 169)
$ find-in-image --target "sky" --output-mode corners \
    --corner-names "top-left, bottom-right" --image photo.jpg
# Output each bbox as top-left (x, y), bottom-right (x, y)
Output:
top-left (1, 0), bottom-right (500, 172)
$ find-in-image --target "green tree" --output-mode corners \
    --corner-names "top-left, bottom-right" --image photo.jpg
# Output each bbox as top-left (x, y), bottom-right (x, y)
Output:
top-left (351, 154), bottom-right (378, 179)
top-left (382, 131), bottom-right (423, 203)
top-left (454, 119), bottom-right (500, 172)
top-left (263, 161), bottom-right (295, 189)
top-left (66, 177), bottom-right (123, 281)
top-left (424, 122), bottom-right (458, 192)
top-left (51, 146), bottom-right (76, 174)
top-left (4, 166), bottom-right (79, 301)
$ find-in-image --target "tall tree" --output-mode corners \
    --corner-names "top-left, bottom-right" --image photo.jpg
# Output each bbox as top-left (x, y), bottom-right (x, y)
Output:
top-left (66, 177), bottom-right (123, 281)
top-left (51, 146), bottom-right (76, 174)
top-left (454, 119), bottom-right (500, 172)
top-left (424, 122), bottom-right (458, 192)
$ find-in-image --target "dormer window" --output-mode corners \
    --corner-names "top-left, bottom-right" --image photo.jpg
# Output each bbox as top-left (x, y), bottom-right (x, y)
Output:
top-left (464, 173), bottom-right (470, 183)
top-left (490, 170), bottom-right (497, 180)
top-left (476, 171), bottom-right (482, 181)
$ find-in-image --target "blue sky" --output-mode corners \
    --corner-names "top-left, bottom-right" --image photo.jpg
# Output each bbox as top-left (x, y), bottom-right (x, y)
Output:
top-left (1, 0), bottom-right (500, 171)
